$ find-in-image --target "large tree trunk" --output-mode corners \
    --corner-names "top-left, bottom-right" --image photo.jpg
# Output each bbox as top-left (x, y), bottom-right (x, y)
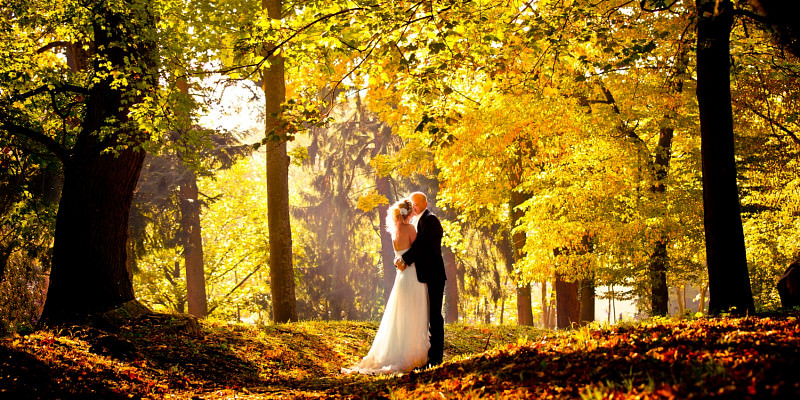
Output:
top-left (263, 0), bottom-right (297, 323)
top-left (179, 172), bottom-right (207, 317)
top-left (39, 1), bottom-right (156, 324)
top-left (695, 0), bottom-right (754, 315)
top-left (443, 246), bottom-right (459, 323)
top-left (41, 150), bottom-right (145, 322)
top-left (555, 273), bottom-right (579, 329)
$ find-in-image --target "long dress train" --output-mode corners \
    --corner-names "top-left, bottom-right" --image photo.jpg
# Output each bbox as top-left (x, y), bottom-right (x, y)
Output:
top-left (342, 248), bottom-right (430, 374)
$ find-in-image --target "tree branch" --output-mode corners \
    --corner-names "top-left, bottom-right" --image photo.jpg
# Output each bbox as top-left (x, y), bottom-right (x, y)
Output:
top-left (639, 0), bottom-right (679, 13)
top-left (733, 8), bottom-right (770, 24)
top-left (9, 83), bottom-right (89, 103)
top-left (210, 6), bottom-right (372, 79)
top-left (0, 122), bottom-right (68, 161)
top-left (36, 41), bottom-right (71, 54)
top-left (207, 261), bottom-right (266, 315)
top-left (748, 107), bottom-right (800, 147)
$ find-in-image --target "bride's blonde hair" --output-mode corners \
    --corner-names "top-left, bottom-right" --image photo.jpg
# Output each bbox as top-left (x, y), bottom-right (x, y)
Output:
top-left (385, 198), bottom-right (413, 238)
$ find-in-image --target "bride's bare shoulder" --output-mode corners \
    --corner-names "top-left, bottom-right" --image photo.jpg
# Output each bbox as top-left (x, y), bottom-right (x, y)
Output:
top-left (398, 223), bottom-right (416, 234)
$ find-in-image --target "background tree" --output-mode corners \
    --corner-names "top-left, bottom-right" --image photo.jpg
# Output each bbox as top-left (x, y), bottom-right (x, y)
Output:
top-left (261, 0), bottom-right (297, 323)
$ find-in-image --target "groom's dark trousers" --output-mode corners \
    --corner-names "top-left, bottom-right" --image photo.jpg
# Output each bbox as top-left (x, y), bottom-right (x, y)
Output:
top-left (427, 281), bottom-right (445, 364)
top-left (401, 208), bottom-right (447, 365)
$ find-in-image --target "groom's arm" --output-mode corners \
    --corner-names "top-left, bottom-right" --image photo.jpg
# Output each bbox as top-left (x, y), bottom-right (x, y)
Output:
top-left (401, 215), bottom-right (443, 266)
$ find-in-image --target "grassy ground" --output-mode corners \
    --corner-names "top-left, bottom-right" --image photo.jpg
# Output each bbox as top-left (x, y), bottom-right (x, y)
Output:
top-left (2, 312), bottom-right (800, 399)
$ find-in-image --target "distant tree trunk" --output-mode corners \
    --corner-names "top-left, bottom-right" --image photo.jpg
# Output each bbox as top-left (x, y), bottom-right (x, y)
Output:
top-left (675, 285), bottom-right (686, 315)
top-left (649, 237), bottom-right (669, 316)
top-left (509, 188), bottom-right (534, 326)
top-left (647, 22), bottom-right (686, 315)
top-left (443, 246), bottom-right (459, 323)
top-left (598, 82), bottom-right (675, 316)
top-left (376, 176), bottom-right (396, 302)
top-left (541, 280), bottom-right (550, 328)
top-left (555, 273), bottom-right (579, 329)
top-left (698, 283), bottom-right (707, 314)
top-left (579, 276), bottom-right (594, 325)
top-left (499, 226), bottom-right (533, 326)
top-left (179, 172), bottom-right (207, 317)
top-left (173, 77), bottom-right (208, 318)
top-left (39, 2), bottom-right (156, 324)
top-left (647, 128), bottom-right (675, 318)
top-left (517, 283), bottom-right (533, 326)
top-left (263, 0), bottom-right (297, 322)
top-left (695, 0), bottom-right (754, 315)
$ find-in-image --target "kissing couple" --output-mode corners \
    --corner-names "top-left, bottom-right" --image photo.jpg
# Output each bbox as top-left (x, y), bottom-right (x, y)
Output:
top-left (343, 191), bottom-right (447, 374)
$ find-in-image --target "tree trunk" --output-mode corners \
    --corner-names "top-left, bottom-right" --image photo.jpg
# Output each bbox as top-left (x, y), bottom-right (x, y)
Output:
top-left (509, 189), bottom-right (534, 325)
top-left (698, 283), bottom-right (707, 314)
top-left (541, 280), bottom-right (550, 328)
top-left (647, 124), bottom-right (676, 317)
top-left (376, 176), bottom-right (396, 303)
top-left (443, 246), bottom-right (459, 323)
top-left (179, 172), bottom-right (207, 317)
top-left (516, 283), bottom-right (533, 326)
top-left (41, 150), bottom-right (145, 322)
top-left (263, 0), bottom-right (297, 323)
top-left (695, 0), bottom-right (755, 315)
top-left (579, 276), bottom-right (594, 325)
top-left (649, 237), bottom-right (669, 316)
top-left (555, 273), bottom-right (579, 329)
top-left (499, 226), bottom-right (533, 326)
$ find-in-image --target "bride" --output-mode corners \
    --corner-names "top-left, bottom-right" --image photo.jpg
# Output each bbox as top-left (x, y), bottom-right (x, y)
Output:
top-left (342, 198), bottom-right (430, 374)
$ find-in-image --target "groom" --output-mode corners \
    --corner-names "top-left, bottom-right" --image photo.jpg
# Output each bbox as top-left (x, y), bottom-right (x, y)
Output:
top-left (395, 191), bottom-right (446, 367)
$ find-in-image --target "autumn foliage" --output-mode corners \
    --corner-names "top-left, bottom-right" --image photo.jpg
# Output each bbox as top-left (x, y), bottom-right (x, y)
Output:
top-left (3, 314), bottom-right (800, 399)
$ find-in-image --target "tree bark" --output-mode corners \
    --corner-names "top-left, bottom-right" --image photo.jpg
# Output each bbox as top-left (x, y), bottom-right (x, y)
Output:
top-left (695, 0), bottom-right (755, 315)
top-left (499, 226), bottom-right (533, 326)
top-left (179, 172), bottom-right (207, 317)
top-left (649, 236), bottom-right (669, 316)
top-left (41, 149), bottom-right (145, 322)
top-left (555, 273), bottom-right (579, 329)
top-left (262, 0), bottom-right (297, 323)
top-left (509, 189), bottom-right (534, 325)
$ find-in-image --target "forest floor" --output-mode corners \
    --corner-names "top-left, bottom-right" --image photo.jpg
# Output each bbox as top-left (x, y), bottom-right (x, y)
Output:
top-left (2, 312), bottom-right (800, 399)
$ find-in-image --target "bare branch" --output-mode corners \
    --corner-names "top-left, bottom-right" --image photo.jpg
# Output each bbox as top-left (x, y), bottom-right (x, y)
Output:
top-left (36, 41), bottom-right (71, 54)
top-left (733, 8), bottom-right (770, 24)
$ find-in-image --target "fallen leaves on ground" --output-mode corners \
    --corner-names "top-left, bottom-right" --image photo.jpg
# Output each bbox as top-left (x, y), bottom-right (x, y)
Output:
top-left (2, 313), bottom-right (800, 399)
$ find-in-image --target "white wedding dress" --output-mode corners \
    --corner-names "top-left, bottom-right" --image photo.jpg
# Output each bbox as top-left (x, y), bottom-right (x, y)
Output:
top-left (343, 248), bottom-right (430, 374)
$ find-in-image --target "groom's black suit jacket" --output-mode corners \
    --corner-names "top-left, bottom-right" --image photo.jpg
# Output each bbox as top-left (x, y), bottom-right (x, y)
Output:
top-left (401, 209), bottom-right (447, 285)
